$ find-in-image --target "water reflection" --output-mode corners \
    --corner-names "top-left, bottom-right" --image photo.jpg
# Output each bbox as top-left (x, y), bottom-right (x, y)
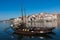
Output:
top-left (4, 26), bottom-right (56, 40)
top-left (3, 20), bottom-right (59, 40)
top-left (10, 32), bottom-right (55, 40)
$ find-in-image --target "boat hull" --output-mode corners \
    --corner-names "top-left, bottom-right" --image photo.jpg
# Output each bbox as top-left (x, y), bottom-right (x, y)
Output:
top-left (13, 27), bottom-right (55, 35)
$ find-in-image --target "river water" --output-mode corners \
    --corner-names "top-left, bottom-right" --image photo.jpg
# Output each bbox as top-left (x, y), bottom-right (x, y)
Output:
top-left (0, 21), bottom-right (60, 40)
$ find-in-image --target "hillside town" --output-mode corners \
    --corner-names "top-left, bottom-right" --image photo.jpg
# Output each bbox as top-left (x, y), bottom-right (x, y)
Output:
top-left (12, 13), bottom-right (57, 22)
top-left (10, 13), bottom-right (57, 28)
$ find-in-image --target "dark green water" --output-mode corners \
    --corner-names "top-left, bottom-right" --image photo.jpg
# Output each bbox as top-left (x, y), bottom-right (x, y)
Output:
top-left (0, 21), bottom-right (60, 40)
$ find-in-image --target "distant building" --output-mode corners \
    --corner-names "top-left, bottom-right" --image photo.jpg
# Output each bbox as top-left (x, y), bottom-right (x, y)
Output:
top-left (11, 13), bottom-right (57, 27)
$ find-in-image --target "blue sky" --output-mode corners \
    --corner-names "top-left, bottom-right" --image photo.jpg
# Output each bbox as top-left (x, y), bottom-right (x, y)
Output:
top-left (0, 0), bottom-right (60, 20)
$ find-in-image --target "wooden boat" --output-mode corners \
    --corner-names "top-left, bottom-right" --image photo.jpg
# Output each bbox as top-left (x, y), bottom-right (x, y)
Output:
top-left (15, 28), bottom-right (55, 35)
top-left (10, 22), bottom-right (55, 35)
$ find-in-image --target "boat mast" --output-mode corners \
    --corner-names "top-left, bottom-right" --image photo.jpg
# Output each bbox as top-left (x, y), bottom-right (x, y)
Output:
top-left (21, 3), bottom-right (26, 25)
top-left (24, 7), bottom-right (26, 24)
top-left (21, 4), bottom-right (24, 22)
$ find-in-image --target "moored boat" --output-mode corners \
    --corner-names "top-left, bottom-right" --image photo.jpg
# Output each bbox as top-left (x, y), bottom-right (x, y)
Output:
top-left (10, 22), bottom-right (55, 35)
